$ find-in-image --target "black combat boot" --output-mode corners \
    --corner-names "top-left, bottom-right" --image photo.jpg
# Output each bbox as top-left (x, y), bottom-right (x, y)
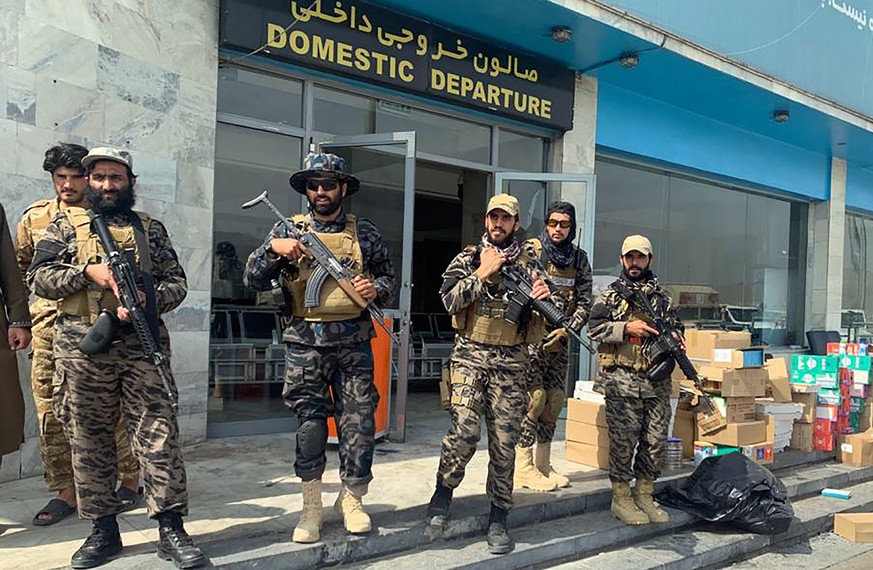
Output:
top-left (156, 512), bottom-right (207, 569)
top-left (424, 477), bottom-right (454, 540)
top-left (71, 515), bottom-right (123, 569)
top-left (486, 504), bottom-right (513, 555)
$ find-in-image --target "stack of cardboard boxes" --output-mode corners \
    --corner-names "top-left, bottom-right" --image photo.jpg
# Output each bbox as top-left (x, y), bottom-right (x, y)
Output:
top-left (565, 394), bottom-right (610, 469)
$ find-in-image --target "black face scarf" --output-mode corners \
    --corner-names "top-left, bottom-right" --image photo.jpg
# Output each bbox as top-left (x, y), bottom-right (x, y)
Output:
top-left (540, 200), bottom-right (576, 268)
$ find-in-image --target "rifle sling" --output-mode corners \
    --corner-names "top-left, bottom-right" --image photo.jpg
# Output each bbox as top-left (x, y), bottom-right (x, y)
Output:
top-left (128, 212), bottom-right (161, 345)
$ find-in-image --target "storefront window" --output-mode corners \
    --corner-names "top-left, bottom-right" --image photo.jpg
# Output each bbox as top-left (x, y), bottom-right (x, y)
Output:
top-left (594, 159), bottom-right (806, 346)
top-left (374, 102), bottom-right (491, 164)
top-left (313, 86), bottom-right (376, 135)
top-left (843, 214), bottom-right (873, 339)
top-left (499, 129), bottom-right (545, 172)
top-left (210, 122), bottom-right (302, 426)
top-left (217, 67), bottom-right (303, 126)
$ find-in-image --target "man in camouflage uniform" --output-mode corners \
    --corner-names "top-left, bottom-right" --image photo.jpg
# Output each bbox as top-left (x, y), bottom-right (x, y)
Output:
top-left (426, 194), bottom-right (555, 555)
top-left (29, 148), bottom-right (205, 569)
top-left (244, 152), bottom-right (396, 544)
top-left (587, 235), bottom-right (681, 526)
top-left (515, 201), bottom-right (592, 492)
top-left (16, 143), bottom-right (142, 527)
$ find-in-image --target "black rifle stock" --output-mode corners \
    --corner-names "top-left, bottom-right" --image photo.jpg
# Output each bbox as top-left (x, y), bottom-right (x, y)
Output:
top-left (499, 264), bottom-right (595, 353)
top-left (619, 284), bottom-right (722, 419)
top-left (241, 190), bottom-right (399, 344)
top-left (88, 211), bottom-right (177, 409)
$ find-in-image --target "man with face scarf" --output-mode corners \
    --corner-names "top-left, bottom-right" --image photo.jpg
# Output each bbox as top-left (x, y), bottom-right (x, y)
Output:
top-left (29, 147), bottom-right (205, 569)
top-left (587, 235), bottom-right (682, 526)
top-left (244, 153), bottom-right (396, 544)
top-left (425, 194), bottom-right (558, 555)
top-left (514, 201), bottom-right (592, 492)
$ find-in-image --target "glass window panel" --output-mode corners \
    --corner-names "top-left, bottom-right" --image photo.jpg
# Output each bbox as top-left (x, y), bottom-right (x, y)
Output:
top-left (313, 86), bottom-right (375, 135)
top-left (594, 158), bottom-right (803, 346)
top-left (375, 101), bottom-right (491, 164)
top-left (843, 214), bottom-right (873, 339)
top-left (217, 67), bottom-right (303, 126)
top-left (499, 129), bottom-right (545, 171)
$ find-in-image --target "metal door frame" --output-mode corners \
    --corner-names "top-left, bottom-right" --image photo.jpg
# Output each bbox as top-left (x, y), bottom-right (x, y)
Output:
top-left (493, 171), bottom-right (597, 383)
top-left (321, 132), bottom-right (416, 443)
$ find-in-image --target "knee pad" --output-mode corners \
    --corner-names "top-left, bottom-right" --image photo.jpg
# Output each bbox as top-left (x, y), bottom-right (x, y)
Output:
top-left (528, 387), bottom-right (547, 421)
top-left (297, 418), bottom-right (328, 458)
top-left (542, 387), bottom-right (565, 423)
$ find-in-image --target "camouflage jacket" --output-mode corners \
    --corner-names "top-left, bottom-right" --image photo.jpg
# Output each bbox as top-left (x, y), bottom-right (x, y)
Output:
top-left (439, 240), bottom-right (562, 340)
top-left (535, 240), bottom-right (593, 334)
top-left (244, 210), bottom-right (396, 346)
top-left (27, 210), bottom-right (187, 352)
top-left (587, 273), bottom-right (682, 398)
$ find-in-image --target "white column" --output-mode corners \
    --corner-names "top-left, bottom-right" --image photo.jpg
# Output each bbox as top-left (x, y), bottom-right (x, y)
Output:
top-left (807, 157), bottom-right (847, 332)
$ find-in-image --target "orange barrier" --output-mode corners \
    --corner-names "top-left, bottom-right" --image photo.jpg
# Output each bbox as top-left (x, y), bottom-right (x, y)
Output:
top-left (328, 316), bottom-right (392, 442)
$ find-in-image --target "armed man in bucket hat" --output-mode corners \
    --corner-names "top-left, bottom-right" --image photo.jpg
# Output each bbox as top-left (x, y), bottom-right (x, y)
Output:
top-left (587, 234), bottom-right (682, 526)
top-left (244, 152), bottom-right (396, 544)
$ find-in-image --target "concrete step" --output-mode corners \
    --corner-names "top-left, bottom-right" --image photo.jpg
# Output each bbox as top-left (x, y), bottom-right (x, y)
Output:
top-left (721, 531), bottom-right (873, 570)
top-left (545, 477), bottom-right (873, 570)
top-left (328, 462), bottom-right (873, 570)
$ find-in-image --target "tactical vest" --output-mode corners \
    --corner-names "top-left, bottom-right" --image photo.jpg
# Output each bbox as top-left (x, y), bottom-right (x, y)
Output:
top-left (23, 199), bottom-right (61, 332)
top-left (58, 207), bottom-right (151, 325)
top-left (597, 294), bottom-right (653, 372)
top-left (451, 247), bottom-right (545, 346)
top-left (286, 213), bottom-right (365, 322)
top-left (530, 238), bottom-right (578, 317)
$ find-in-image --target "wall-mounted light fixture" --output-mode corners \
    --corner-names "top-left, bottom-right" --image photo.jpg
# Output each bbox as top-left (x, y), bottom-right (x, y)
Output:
top-left (551, 26), bottom-right (572, 43)
top-left (772, 110), bottom-right (790, 123)
top-left (619, 52), bottom-right (639, 69)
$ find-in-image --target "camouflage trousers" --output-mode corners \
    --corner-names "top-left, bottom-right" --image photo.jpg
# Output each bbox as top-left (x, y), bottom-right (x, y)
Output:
top-left (518, 342), bottom-right (568, 448)
top-left (437, 338), bottom-right (529, 511)
top-left (604, 392), bottom-right (671, 483)
top-left (31, 333), bottom-right (138, 492)
top-left (283, 341), bottom-right (378, 493)
top-left (53, 328), bottom-right (187, 520)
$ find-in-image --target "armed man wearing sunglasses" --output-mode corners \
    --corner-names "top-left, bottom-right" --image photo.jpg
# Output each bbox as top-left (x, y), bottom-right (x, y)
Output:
top-left (514, 201), bottom-right (592, 492)
top-left (244, 153), bottom-right (396, 545)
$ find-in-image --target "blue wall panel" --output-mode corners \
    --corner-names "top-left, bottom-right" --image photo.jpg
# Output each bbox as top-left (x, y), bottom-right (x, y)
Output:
top-left (848, 165), bottom-right (873, 213)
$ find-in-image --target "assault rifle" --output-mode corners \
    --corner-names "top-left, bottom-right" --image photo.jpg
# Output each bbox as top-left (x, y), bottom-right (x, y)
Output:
top-left (79, 211), bottom-right (177, 409)
top-left (241, 190), bottom-right (399, 344)
top-left (615, 282), bottom-right (724, 429)
top-left (499, 264), bottom-right (595, 354)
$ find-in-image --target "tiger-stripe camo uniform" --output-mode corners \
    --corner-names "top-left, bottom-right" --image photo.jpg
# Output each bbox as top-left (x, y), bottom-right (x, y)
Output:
top-left (16, 198), bottom-right (139, 496)
top-left (587, 234), bottom-right (681, 526)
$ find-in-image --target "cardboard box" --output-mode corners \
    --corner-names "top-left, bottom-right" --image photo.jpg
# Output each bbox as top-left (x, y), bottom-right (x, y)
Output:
top-left (837, 355), bottom-right (872, 372)
top-left (566, 440), bottom-right (609, 469)
top-left (709, 347), bottom-right (765, 369)
top-left (791, 391), bottom-right (817, 423)
top-left (686, 330), bottom-right (751, 362)
top-left (790, 382), bottom-right (820, 394)
top-left (840, 429), bottom-right (873, 466)
top-left (834, 513), bottom-right (873, 542)
top-left (816, 405), bottom-right (839, 422)
top-left (693, 441), bottom-right (740, 466)
top-left (791, 355), bottom-right (839, 386)
top-left (742, 440), bottom-right (774, 464)
top-left (696, 401), bottom-right (728, 436)
top-left (765, 358), bottom-right (793, 402)
top-left (565, 420), bottom-right (609, 447)
top-left (713, 396), bottom-right (757, 423)
top-left (817, 388), bottom-right (841, 406)
top-left (698, 366), bottom-right (768, 397)
top-left (791, 421), bottom-right (814, 452)
top-left (672, 408), bottom-right (696, 459)
top-left (702, 420), bottom-right (767, 447)
top-left (566, 398), bottom-right (608, 428)
top-left (827, 342), bottom-right (860, 355)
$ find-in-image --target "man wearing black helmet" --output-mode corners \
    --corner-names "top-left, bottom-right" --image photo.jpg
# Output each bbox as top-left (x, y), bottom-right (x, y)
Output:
top-left (244, 152), bottom-right (396, 544)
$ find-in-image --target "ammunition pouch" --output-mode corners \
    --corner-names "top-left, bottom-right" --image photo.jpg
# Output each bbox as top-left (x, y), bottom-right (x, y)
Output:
top-left (79, 309), bottom-right (120, 355)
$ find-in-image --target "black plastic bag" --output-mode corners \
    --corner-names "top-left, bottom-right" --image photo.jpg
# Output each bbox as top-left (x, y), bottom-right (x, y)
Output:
top-left (655, 452), bottom-right (794, 535)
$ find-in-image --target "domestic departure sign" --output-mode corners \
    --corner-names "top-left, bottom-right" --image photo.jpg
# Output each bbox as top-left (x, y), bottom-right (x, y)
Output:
top-left (220, 0), bottom-right (576, 130)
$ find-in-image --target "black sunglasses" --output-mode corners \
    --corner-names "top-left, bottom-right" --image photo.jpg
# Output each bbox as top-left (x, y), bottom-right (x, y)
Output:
top-left (546, 219), bottom-right (572, 228)
top-left (306, 178), bottom-right (340, 191)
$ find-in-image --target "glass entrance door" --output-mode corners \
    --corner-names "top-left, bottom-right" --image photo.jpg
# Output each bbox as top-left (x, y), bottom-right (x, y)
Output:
top-left (493, 172), bottom-right (597, 386)
top-left (321, 132), bottom-right (416, 443)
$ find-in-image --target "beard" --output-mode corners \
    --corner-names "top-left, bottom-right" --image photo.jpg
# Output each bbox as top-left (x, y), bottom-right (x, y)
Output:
top-left (487, 227), bottom-right (515, 247)
top-left (308, 194), bottom-right (342, 217)
top-left (87, 183), bottom-right (136, 215)
top-left (622, 266), bottom-right (652, 282)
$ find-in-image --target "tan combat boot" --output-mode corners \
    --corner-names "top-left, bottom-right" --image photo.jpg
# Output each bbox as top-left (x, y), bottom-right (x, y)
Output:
top-left (611, 481), bottom-right (649, 525)
top-left (292, 479), bottom-right (323, 543)
top-left (633, 479), bottom-right (670, 523)
top-left (514, 445), bottom-right (557, 492)
top-left (534, 442), bottom-right (570, 488)
top-left (334, 486), bottom-right (372, 534)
